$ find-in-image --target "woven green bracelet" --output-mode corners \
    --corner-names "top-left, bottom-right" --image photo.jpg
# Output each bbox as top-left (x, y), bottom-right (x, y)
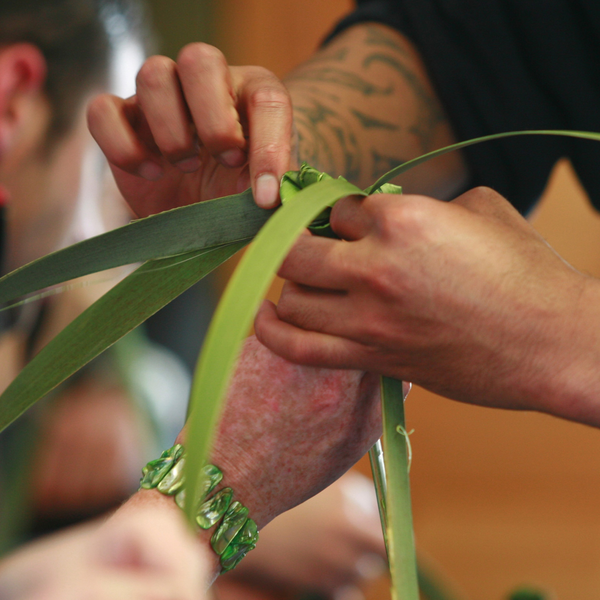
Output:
top-left (140, 444), bottom-right (259, 572)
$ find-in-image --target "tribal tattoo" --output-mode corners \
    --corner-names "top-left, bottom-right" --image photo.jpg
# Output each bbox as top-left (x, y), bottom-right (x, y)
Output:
top-left (285, 24), bottom-right (450, 188)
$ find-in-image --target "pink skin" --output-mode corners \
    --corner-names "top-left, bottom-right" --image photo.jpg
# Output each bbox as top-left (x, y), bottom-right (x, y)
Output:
top-left (0, 507), bottom-right (207, 600)
top-left (185, 336), bottom-right (383, 530)
top-left (122, 336), bottom-right (386, 580)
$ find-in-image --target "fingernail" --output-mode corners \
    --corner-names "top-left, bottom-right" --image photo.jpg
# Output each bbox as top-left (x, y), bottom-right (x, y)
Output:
top-left (175, 156), bottom-right (201, 173)
top-left (218, 148), bottom-right (246, 168)
top-left (137, 161), bottom-right (163, 181)
top-left (255, 173), bottom-right (280, 208)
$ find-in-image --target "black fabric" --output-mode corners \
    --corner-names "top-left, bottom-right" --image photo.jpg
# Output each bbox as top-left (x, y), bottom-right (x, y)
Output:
top-left (327, 0), bottom-right (600, 215)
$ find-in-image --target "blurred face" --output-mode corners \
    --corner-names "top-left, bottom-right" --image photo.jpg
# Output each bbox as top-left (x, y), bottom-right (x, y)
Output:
top-left (1, 34), bottom-right (145, 272)
top-left (2, 98), bottom-right (93, 270)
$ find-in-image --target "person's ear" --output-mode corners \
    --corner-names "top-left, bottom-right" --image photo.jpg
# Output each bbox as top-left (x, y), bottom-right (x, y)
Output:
top-left (0, 43), bottom-right (47, 158)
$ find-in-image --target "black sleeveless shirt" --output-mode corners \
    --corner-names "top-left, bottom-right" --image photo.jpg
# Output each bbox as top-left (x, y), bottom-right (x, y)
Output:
top-left (329, 0), bottom-right (600, 214)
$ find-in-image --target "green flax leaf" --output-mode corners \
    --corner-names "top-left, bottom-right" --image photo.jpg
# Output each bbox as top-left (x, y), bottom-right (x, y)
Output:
top-left (367, 129), bottom-right (600, 193)
top-left (182, 177), bottom-right (365, 521)
top-left (0, 242), bottom-right (245, 433)
top-left (382, 376), bottom-right (418, 600)
top-left (0, 190), bottom-right (271, 305)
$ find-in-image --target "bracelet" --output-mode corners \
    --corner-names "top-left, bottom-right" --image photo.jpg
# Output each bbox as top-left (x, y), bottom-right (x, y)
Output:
top-left (139, 444), bottom-right (259, 572)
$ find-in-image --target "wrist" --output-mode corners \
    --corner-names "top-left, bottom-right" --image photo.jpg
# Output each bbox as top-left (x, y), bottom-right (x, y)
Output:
top-left (175, 432), bottom-right (272, 531)
top-left (134, 442), bottom-right (261, 578)
top-left (522, 274), bottom-right (600, 426)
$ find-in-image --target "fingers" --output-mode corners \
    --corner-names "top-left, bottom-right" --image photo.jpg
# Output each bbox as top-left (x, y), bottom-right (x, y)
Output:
top-left (330, 195), bottom-right (375, 240)
top-left (278, 234), bottom-right (353, 290)
top-left (88, 94), bottom-right (164, 181)
top-left (136, 55), bottom-right (200, 172)
top-left (233, 66), bottom-right (294, 208)
top-left (276, 281), bottom-right (355, 337)
top-left (176, 44), bottom-right (246, 166)
top-left (254, 300), bottom-right (369, 369)
top-left (90, 43), bottom-right (295, 208)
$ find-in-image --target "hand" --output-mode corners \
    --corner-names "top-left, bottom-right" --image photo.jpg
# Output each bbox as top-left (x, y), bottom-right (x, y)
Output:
top-left (255, 187), bottom-right (600, 423)
top-left (225, 470), bottom-right (386, 596)
top-left (194, 336), bottom-right (382, 530)
top-left (0, 506), bottom-right (207, 600)
top-left (87, 43), bottom-right (295, 216)
top-left (127, 335), bottom-right (382, 581)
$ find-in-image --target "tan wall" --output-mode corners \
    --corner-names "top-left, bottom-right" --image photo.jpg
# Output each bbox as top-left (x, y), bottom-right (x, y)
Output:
top-left (153, 2), bottom-right (600, 598)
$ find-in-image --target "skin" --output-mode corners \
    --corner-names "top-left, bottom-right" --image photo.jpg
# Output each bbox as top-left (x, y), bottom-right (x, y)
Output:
top-left (87, 24), bottom-right (468, 217)
top-left (1, 27), bottom-right (388, 594)
top-left (89, 21), bottom-right (600, 428)
top-left (227, 470), bottom-right (386, 596)
top-left (118, 336), bottom-right (383, 581)
top-left (255, 187), bottom-right (600, 427)
top-left (0, 43), bottom-right (87, 271)
top-left (0, 506), bottom-right (207, 600)
top-left (84, 13), bottom-right (600, 591)
top-left (0, 41), bottom-right (153, 517)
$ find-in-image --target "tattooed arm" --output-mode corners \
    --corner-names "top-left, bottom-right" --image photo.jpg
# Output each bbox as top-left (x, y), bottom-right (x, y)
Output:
top-left (286, 23), bottom-right (469, 198)
top-left (89, 23), bottom-right (468, 217)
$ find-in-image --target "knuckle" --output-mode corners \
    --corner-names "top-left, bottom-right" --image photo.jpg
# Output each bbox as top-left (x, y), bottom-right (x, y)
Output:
top-left (136, 55), bottom-right (175, 90)
top-left (372, 196), bottom-right (428, 238)
top-left (253, 141), bottom-right (286, 162)
top-left (107, 146), bottom-right (144, 170)
top-left (158, 137), bottom-right (193, 160)
top-left (244, 65), bottom-right (278, 83)
top-left (357, 260), bottom-right (396, 298)
top-left (177, 42), bottom-right (226, 72)
top-left (201, 123), bottom-right (237, 149)
top-left (458, 185), bottom-right (500, 207)
top-left (471, 185), bottom-right (500, 198)
top-left (248, 85), bottom-right (291, 113)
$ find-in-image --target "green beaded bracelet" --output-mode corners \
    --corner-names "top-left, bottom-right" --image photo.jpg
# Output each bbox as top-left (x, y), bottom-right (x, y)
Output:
top-left (140, 444), bottom-right (259, 572)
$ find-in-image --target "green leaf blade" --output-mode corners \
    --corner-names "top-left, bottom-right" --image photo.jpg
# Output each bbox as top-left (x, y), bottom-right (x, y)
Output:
top-left (182, 178), bottom-right (365, 521)
top-left (0, 242), bottom-right (246, 433)
top-left (0, 190), bottom-right (271, 305)
top-left (382, 376), bottom-right (418, 600)
top-left (367, 129), bottom-right (600, 193)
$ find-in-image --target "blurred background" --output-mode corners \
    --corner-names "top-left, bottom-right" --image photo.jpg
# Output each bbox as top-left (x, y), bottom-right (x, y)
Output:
top-left (2, 1), bottom-right (600, 599)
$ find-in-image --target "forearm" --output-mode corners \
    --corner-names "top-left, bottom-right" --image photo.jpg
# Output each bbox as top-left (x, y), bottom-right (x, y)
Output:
top-left (285, 23), bottom-right (469, 198)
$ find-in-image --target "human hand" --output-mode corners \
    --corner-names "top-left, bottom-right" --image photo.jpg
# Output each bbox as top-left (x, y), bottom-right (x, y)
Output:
top-left (0, 506), bottom-right (206, 600)
top-left (125, 336), bottom-right (382, 579)
top-left (255, 187), bottom-right (600, 423)
top-left (87, 43), bottom-right (295, 217)
top-left (226, 470), bottom-right (386, 596)
top-left (192, 336), bottom-right (382, 531)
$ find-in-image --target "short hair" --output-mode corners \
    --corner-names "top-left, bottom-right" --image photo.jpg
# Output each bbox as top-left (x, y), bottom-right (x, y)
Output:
top-left (0, 0), bottom-right (149, 142)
